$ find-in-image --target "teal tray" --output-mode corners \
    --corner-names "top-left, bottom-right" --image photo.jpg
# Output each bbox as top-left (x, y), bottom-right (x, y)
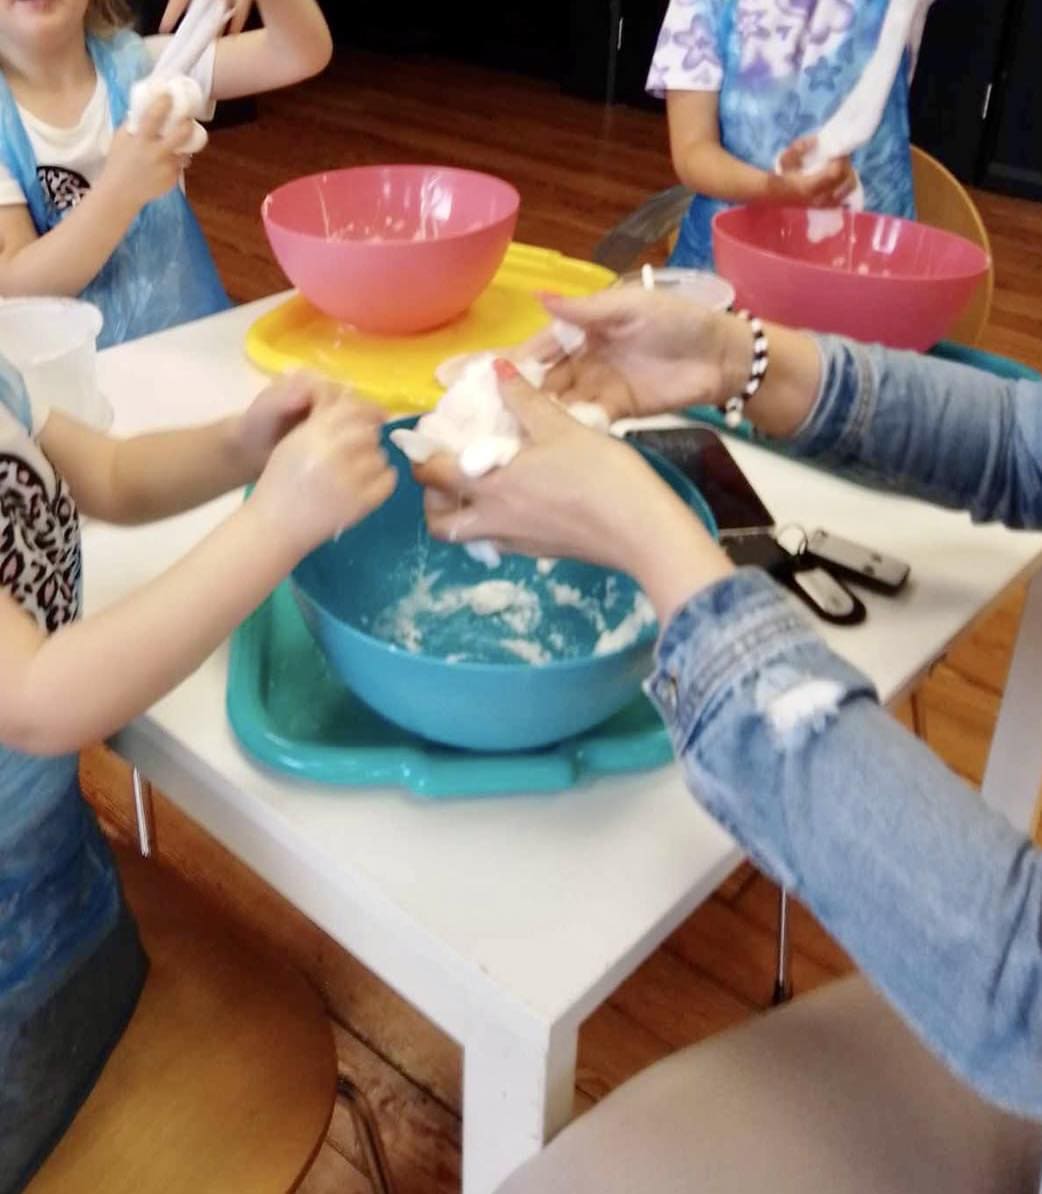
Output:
top-left (227, 582), bottom-right (673, 798)
top-left (228, 343), bottom-right (1036, 798)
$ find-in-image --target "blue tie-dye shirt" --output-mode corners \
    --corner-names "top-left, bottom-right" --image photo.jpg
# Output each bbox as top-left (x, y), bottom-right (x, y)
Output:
top-left (648, 0), bottom-right (932, 268)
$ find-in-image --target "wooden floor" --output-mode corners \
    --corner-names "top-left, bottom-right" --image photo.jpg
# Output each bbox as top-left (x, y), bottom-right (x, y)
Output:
top-left (84, 47), bottom-right (1042, 1194)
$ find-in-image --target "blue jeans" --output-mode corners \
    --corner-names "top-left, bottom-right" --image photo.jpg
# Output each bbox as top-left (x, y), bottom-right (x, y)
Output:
top-left (646, 336), bottom-right (1042, 1119)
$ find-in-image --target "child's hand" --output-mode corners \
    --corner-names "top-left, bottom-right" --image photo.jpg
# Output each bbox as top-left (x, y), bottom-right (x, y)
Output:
top-left (102, 96), bottom-right (196, 210)
top-left (160, 0), bottom-right (252, 34)
top-left (233, 372), bottom-right (331, 478)
top-left (772, 136), bottom-right (858, 208)
top-left (248, 392), bottom-right (396, 556)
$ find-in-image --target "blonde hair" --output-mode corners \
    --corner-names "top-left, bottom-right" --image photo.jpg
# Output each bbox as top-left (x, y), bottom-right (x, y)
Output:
top-left (86, 0), bottom-right (134, 37)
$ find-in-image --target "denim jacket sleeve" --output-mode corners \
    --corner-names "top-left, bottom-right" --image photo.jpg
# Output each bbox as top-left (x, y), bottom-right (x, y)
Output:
top-left (647, 569), bottom-right (1042, 1119)
top-left (790, 336), bottom-right (1042, 528)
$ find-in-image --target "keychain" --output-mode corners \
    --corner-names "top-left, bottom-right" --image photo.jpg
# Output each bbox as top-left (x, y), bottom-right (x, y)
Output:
top-left (724, 526), bottom-right (868, 626)
top-left (803, 529), bottom-right (911, 594)
top-left (778, 527), bottom-right (868, 626)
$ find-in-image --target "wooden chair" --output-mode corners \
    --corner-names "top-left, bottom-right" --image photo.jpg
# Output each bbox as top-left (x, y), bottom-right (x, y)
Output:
top-left (910, 145), bottom-right (994, 346)
top-left (27, 846), bottom-right (394, 1194)
top-left (594, 146), bottom-right (994, 348)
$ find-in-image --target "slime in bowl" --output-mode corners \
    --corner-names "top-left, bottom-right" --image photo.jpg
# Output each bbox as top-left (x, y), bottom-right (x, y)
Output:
top-left (292, 420), bottom-right (717, 752)
top-left (262, 165), bottom-right (519, 335)
top-left (712, 206), bottom-right (990, 351)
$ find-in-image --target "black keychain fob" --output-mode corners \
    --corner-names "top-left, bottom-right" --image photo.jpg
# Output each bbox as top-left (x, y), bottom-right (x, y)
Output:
top-left (725, 534), bottom-right (866, 625)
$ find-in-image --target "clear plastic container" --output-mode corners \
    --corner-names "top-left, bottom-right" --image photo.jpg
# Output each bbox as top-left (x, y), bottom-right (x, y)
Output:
top-left (0, 298), bottom-right (112, 429)
top-left (615, 267), bottom-right (736, 311)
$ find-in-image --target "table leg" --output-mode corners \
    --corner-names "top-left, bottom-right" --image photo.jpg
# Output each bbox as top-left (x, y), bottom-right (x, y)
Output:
top-left (461, 1016), bottom-right (578, 1194)
top-left (131, 767), bottom-right (156, 858)
top-left (771, 888), bottom-right (793, 1006)
top-left (981, 569), bottom-right (1042, 836)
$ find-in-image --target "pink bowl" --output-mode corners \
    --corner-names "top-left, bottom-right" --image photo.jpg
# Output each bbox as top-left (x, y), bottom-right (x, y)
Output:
top-left (262, 165), bottom-right (520, 334)
top-left (712, 206), bottom-right (990, 351)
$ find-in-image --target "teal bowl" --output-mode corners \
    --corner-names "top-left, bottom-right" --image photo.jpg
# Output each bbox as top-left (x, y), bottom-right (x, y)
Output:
top-left (292, 419), bottom-right (716, 752)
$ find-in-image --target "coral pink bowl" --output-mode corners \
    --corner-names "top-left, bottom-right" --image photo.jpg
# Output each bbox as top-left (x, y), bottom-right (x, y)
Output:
top-left (262, 165), bottom-right (520, 334)
top-left (712, 206), bottom-right (990, 351)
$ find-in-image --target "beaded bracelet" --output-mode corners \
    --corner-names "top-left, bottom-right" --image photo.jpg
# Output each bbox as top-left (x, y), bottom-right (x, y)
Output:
top-left (722, 310), bottom-right (769, 429)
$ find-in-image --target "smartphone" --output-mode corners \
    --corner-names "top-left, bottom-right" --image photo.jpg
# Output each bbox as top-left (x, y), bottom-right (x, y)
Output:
top-left (625, 426), bottom-right (774, 538)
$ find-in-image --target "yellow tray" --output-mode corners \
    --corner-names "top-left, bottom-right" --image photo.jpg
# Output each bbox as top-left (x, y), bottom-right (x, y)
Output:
top-left (245, 243), bottom-right (616, 413)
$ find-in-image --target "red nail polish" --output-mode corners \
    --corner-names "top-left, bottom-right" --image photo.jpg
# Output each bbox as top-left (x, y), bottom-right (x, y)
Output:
top-left (493, 358), bottom-right (519, 381)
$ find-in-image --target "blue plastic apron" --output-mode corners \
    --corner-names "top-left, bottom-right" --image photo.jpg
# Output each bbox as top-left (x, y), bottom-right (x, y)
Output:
top-left (0, 30), bottom-right (230, 348)
top-left (0, 358), bottom-right (145, 1192)
top-left (671, 0), bottom-right (917, 270)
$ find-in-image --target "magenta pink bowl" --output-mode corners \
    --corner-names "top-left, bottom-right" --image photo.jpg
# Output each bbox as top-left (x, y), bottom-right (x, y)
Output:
top-left (262, 165), bottom-right (521, 334)
top-left (712, 206), bottom-right (990, 351)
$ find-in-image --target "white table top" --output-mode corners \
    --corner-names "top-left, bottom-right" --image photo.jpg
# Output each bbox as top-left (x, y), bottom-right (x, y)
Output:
top-left (86, 298), bottom-right (1042, 1045)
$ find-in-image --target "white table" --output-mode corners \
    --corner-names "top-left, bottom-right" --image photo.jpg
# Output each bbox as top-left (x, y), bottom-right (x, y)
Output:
top-left (86, 299), bottom-right (1042, 1193)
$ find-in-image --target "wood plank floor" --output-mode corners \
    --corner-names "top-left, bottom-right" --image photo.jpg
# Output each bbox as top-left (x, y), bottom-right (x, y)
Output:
top-left (84, 47), bottom-right (1042, 1193)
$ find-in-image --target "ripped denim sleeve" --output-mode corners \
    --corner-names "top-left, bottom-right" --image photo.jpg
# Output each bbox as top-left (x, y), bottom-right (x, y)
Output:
top-left (647, 568), bottom-right (1042, 1119)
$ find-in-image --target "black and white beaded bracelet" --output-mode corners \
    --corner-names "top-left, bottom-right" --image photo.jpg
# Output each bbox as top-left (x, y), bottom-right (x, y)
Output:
top-left (722, 310), bottom-right (769, 429)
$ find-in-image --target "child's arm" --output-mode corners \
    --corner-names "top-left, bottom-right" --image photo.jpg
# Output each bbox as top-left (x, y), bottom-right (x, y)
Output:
top-left (206, 0), bottom-right (333, 100)
top-left (0, 395), bottom-right (395, 756)
top-left (161, 0), bottom-right (253, 35)
top-left (0, 98), bottom-right (193, 299)
top-left (667, 92), bottom-right (855, 207)
top-left (41, 373), bottom-right (322, 524)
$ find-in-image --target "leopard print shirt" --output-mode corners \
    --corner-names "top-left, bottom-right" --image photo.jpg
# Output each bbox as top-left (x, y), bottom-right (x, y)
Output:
top-left (0, 399), bottom-right (80, 635)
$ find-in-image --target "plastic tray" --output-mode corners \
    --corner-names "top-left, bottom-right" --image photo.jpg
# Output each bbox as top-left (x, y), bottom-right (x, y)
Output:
top-left (245, 242), bottom-right (616, 413)
top-left (227, 583), bottom-right (673, 798)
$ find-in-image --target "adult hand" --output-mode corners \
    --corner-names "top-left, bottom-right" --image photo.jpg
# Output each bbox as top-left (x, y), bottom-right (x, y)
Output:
top-left (516, 288), bottom-right (822, 439)
top-left (517, 289), bottom-right (754, 422)
top-left (415, 362), bottom-right (733, 623)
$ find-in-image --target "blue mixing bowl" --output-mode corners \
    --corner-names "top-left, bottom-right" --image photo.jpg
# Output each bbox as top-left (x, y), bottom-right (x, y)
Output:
top-left (292, 419), bottom-right (717, 752)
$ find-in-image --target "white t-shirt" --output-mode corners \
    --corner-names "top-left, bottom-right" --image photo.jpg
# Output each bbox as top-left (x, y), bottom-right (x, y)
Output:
top-left (0, 36), bottom-right (215, 211)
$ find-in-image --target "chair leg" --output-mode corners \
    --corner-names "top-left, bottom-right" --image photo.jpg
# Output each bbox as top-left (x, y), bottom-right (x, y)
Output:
top-left (337, 1074), bottom-right (395, 1194)
top-left (772, 887), bottom-right (793, 1006)
top-left (131, 768), bottom-right (156, 859)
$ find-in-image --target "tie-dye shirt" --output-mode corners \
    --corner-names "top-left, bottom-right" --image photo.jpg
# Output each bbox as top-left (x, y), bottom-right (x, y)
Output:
top-left (647, 0), bottom-right (932, 268)
top-left (649, 0), bottom-right (932, 95)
